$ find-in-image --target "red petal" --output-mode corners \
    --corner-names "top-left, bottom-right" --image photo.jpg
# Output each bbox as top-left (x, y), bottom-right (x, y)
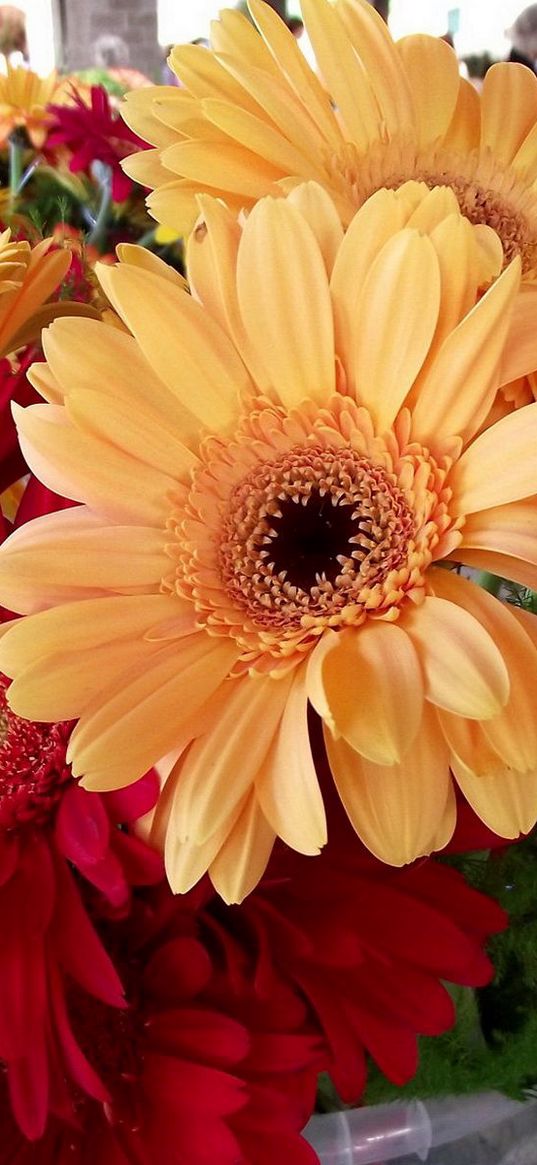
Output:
top-left (55, 784), bottom-right (110, 867)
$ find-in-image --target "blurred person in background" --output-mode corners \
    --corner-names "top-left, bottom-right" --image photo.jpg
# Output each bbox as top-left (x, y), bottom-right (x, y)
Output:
top-left (507, 4), bottom-right (537, 73)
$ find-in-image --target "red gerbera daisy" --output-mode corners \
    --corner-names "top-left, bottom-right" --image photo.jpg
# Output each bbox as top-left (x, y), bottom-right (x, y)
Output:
top-left (0, 679), bottom-right (162, 1139)
top-left (186, 799), bottom-right (507, 1103)
top-left (0, 879), bottom-right (321, 1165)
top-left (46, 86), bottom-right (148, 202)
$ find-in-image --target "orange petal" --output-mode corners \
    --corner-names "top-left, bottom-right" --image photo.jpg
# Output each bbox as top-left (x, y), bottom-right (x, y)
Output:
top-left (325, 704), bottom-right (454, 865)
top-left (255, 666), bottom-right (326, 855)
top-left (170, 670), bottom-right (296, 845)
top-left (209, 792), bottom-right (277, 903)
top-left (307, 623), bottom-right (423, 766)
top-left (402, 594), bottom-right (509, 719)
top-left (449, 398), bottom-right (537, 514)
top-left (70, 635), bottom-right (239, 790)
top-left (236, 196), bottom-right (335, 407)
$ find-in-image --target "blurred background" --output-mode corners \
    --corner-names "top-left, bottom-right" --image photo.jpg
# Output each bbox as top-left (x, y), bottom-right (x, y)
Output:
top-left (3, 0), bottom-right (532, 85)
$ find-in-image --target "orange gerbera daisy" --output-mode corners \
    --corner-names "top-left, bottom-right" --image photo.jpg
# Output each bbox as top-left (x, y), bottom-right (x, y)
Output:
top-left (0, 64), bottom-right (67, 148)
top-left (0, 228), bottom-right (73, 357)
top-left (1, 184), bottom-right (537, 903)
top-left (121, 0), bottom-right (537, 285)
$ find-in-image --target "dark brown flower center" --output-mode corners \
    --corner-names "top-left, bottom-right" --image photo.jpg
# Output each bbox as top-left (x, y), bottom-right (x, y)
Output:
top-left (219, 445), bottom-right (415, 627)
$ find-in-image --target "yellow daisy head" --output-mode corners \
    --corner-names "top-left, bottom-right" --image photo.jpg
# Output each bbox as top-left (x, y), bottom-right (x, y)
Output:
top-left (122, 0), bottom-right (537, 284)
top-left (0, 64), bottom-right (65, 148)
top-left (2, 183), bottom-right (537, 903)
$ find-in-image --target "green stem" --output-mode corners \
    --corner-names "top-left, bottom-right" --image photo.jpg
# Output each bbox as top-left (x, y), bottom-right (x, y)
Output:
top-left (475, 570), bottom-right (504, 597)
top-left (8, 137), bottom-right (23, 211)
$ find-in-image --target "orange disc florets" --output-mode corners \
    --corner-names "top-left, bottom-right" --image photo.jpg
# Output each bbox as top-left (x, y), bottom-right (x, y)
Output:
top-left (165, 398), bottom-right (462, 672)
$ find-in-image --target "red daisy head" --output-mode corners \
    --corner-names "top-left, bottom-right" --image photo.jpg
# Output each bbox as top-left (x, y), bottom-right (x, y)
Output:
top-left (192, 802), bottom-right (507, 1104)
top-left (0, 678), bottom-right (163, 1138)
top-left (46, 85), bottom-right (148, 202)
top-left (0, 882), bottom-right (320, 1165)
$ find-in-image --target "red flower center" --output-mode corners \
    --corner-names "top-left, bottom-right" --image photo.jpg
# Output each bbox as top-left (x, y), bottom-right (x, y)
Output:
top-left (0, 676), bottom-right (72, 830)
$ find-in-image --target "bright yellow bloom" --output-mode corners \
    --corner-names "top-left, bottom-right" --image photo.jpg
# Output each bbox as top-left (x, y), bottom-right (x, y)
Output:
top-left (0, 64), bottom-right (67, 148)
top-left (122, 0), bottom-right (537, 285)
top-left (1, 183), bottom-right (537, 902)
top-left (0, 228), bottom-right (73, 358)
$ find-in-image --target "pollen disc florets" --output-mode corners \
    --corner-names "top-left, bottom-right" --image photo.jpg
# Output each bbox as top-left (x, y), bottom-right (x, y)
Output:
top-left (168, 399), bottom-right (460, 670)
top-left (219, 446), bottom-right (415, 627)
top-left (0, 675), bottom-right (71, 830)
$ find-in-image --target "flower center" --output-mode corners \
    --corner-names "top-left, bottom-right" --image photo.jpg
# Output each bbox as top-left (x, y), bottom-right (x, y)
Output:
top-left (173, 399), bottom-right (458, 671)
top-left (327, 141), bottom-right (537, 276)
top-left (219, 445), bottom-right (415, 628)
top-left (0, 676), bottom-right (72, 831)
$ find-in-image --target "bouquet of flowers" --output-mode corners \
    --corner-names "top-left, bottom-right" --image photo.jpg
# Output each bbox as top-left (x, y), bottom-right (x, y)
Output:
top-left (2, 2), bottom-right (537, 1161)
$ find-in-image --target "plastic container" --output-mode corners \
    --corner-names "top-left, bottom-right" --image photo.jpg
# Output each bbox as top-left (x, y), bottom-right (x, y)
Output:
top-left (304, 1100), bottom-right (432, 1164)
top-left (303, 1091), bottom-right (530, 1164)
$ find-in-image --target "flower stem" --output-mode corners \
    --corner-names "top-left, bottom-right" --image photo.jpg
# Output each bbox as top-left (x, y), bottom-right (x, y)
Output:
top-left (8, 136), bottom-right (23, 211)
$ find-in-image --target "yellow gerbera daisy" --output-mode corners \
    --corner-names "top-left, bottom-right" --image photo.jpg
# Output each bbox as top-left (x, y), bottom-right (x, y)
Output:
top-left (122, 0), bottom-right (537, 285)
top-left (0, 64), bottom-right (67, 149)
top-left (1, 183), bottom-right (537, 903)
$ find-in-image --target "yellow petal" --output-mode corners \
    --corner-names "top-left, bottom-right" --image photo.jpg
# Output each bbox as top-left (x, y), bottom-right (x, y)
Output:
top-left (307, 623), bottom-right (423, 766)
top-left (337, 0), bottom-right (415, 134)
top-left (0, 591), bottom-right (182, 669)
top-left (161, 139), bottom-right (284, 198)
top-left (442, 75), bottom-right (480, 152)
top-left (286, 181), bottom-right (344, 276)
top-left (209, 792), bottom-right (276, 903)
top-left (453, 546), bottom-right (537, 591)
top-left (171, 671), bottom-right (295, 844)
top-left (96, 262), bottom-right (249, 432)
top-left (14, 403), bottom-right (174, 526)
top-left (330, 188), bottom-right (407, 389)
top-left (115, 243), bottom-right (187, 289)
top-left (201, 97), bottom-right (315, 178)
top-left (121, 85), bottom-right (182, 147)
top-left (0, 508), bottom-right (168, 612)
top-left (411, 257), bottom-right (521, 448)
top-left (499, 287), bottom-right (537, 387)
top-left (71, 636), bottom-right (239, 791)
top-left (120, 147), bottom-right (174, 190)
top-left (301, 0), bottom-right (380, 151)
top-left (255, 665), bottom-right (327, 854)
top-left (236, 196), bottom-right (335, 407)
top-left (402, 594), bottom-right (509, 719)
top-left (481, 62), bottom-right (537, 165)
top-left (165, 800), bottom-right (246, 896)
top-left (396, 34), bottom-right (460, 149)
top-left (325, 703), bottom-right (454, 865)
top-left (41, 316), bottom-right (199, 445)
top-left (249, 0), bottom-right (342, 150)
top-left (7, 636), bottom-right (169, 723)
top-left (449, 398), bottom-right (537, 514)
top-left (352, 229), bottom-right (440, 431)
top-left (460, 498), bottom-right (537, 573)
top-left (453, 759), bottom-right (537, 839)
top-left (65, 388), bottom-right (197, 481)
top-left (429, 565), bottom-right (537, 772)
